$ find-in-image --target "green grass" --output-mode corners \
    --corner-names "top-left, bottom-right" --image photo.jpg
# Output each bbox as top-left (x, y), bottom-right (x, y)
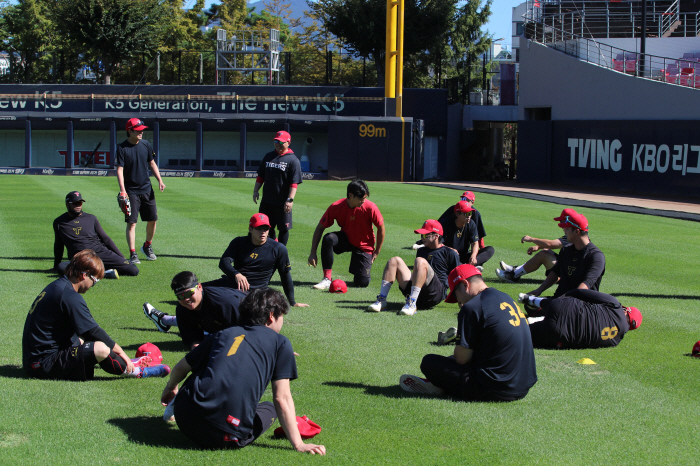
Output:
top-left (1, 176), bottom-right (700, 465)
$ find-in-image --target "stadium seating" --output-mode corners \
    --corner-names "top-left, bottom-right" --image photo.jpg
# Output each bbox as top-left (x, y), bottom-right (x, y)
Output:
top-left (613, 53), bottom-right (638, 73)
top-left (679, 67), bottom-right (695, 86)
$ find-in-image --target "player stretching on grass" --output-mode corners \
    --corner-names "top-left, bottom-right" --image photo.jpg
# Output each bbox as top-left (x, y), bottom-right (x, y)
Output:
top-left (23, 249), bottom-right (169, 380)
top-left (400, 264), bottom-right (537, 400)
top-left (367, 219), bottom-right (458, 315)
top-left (143, 271), bottom-right (246, 350)
top-left (161, 288), bottom-right (326, 454)
top-left (308, 180), bottom-right (385, 290)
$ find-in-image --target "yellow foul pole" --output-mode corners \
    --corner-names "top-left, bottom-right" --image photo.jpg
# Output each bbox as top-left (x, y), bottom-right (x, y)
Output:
top-left (396, 0), bottom-right (404, 117)
top-left (385, 0), bottom-right (397, 98)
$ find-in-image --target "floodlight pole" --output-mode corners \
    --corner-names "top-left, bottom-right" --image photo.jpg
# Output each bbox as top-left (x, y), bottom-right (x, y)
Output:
top-left (640, 0), bottom-right (646, 77)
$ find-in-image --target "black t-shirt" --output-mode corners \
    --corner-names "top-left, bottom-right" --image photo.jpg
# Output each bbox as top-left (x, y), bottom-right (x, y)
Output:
top-left (220, 236), bottom-right (291, 288)
top-left (176, 286), bottom-right (245, 348)
top-left (257, 150), bottom-right (302, 205)
top-left (416, 245), bottom-right (460, 290)
top-left (181, 325), bottom-right (297, 438)
top-left (553, 242), bottom-right (606, 297)
top-left (545, 289), bottom-right (629, 348)
top-left (22, 277), bottom-right (99, 370)
top-left (115, 139), bottom-right (155, 194)
top-left (53, 212), bottom-right (107, 259)
top-left (439, 206), bottom-right (486, 239)
top-left (458, 287), bottom-right (537, 398)
top-left (439, 217), bottom-right (479, 254)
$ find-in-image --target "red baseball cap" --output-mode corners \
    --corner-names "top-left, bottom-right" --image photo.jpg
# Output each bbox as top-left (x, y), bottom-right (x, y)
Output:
top-left (445, 264), bottom-right (482, 303)
top-left (414, 219), bottom-right (443, 236)
top-left (273, 130), bottom-right (291, 143)
top-left (274, 415), bottom-right (322, 439)
top-left (554, 208), bottom-right (588, 231)
top-left (454, 201), bottom-right (474, 215)
top-left (135, 342), bottom-right (163, 364)
top-left (126, 118), bottom-right (148, 132)
top-left (625, 307), bottom-right (643, 330)
top-left (461, 191), bottom-right (476, 202)
top-left (692, 341), bottom-right (700, 357)
top-left (249, 213), bottom-right (271, 228)
top-left (329, 279), bottom-right (347, 293)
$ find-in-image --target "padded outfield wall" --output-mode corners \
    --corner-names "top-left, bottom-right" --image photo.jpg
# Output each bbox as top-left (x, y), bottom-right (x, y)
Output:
top-left (0, 85), bottom-right (449, 182)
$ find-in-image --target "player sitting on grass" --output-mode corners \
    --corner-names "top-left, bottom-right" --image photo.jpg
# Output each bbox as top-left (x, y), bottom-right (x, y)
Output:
top-left (367, 219), bottom-right (458, 316)
top-left (160, 288), bottom-right (326, 454)
top-left (522, 209), bottom-right (605, 298)
top-left (54, 191), bottom-right (137, 279)
top-left (519, 289), bottom-right (642, 349)
top-left (143, 271), bottom-right (246, 350)
top-left (218, 213), bottom-right (307, 308)
top-left (438, 201), bottom-right (493, 268)
top-left (23, 249), bottom-right (169, 380)
top-left (400, 264), bottom-right (537, 400)
top-left (308, 180), bottom-right (385, 290)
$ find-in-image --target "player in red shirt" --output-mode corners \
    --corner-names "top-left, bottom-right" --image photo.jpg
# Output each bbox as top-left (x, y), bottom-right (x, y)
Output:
top-left (308, 180), bottom-right (385, 289)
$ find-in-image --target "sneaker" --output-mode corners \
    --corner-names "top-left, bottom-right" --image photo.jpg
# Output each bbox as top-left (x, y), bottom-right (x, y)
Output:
top-left (313, 278), bottom-right (332, 290)
top-left (138, 364), bottom-right (171, 378)
top-left (500, 260), bottom-right (514, 273)
top-left (399, 374), bottom-right (445, 395)
top-left (131, 355), bottom-right (153, 368)
top-left (476, 266), bottom-right (483, 272)
top-left (143, 302), bottom-right (171, 333)
top-left (398, 297), bottom-right (417, 316)
top-left (130, 251), bottom-right (141, 264)
top-left (518, 293), bottom-right (539, 314)
top-left (141, 243), bottom-right (157, 261)
top-left (104, 269), bottom-right (120, 279)
top-left (437, 327), bottom-right (458, 345)
top-left (367, 296), bottom-right (387, 313)
top-left (518, 293), bottom-right (532, 303)
top-left (495, 268), bottom-right (519, 283)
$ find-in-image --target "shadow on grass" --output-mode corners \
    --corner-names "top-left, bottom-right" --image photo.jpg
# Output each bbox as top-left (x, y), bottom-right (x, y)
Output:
top-left (121, 340), bottom-right (184, 352)
top-left (107, 416), bottom-right (197, 448)
top-left (157, 254), bottom-right (219, 260)
top-left (0, 364), bottom-right (132, 382)
top-left (322, 381), bottom-right (407, 399)
top-left (0, 256), bottom-right (53, 261)
top-left (0, 365), bottom-right (27, 379)
top-left (0, 268), bottom-right (55, 274)
top-left (611, 292), bottom-right (700, 300)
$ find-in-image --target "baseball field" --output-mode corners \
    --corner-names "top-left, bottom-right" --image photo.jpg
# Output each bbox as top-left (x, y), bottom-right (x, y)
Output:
top-left (1, 176), bottom-right (698, 464)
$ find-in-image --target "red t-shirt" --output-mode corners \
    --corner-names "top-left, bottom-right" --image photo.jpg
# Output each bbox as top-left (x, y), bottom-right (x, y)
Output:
top-left (320, 199), bottom-right (384, 253)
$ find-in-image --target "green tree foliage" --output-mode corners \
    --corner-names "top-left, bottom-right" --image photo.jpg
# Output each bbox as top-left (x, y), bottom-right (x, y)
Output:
top-left (3, 0), bottom-right (56, 82)
top-left (53, 0), bottom-right (168, 84)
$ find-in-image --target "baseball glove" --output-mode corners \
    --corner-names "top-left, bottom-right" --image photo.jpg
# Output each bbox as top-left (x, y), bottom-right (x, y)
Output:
top-left (117, 192), bottom-right (131, 219)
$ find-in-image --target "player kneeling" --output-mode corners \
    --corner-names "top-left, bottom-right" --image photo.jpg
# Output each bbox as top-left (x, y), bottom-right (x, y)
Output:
top-left (160, 288), bottom-right (325, 454)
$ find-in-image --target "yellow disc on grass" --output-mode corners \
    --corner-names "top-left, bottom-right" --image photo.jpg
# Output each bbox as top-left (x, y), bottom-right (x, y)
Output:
top-left (577, 358), bottom-right (596, 365)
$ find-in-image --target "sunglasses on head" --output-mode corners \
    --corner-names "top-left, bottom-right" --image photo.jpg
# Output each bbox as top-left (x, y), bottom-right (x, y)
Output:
top-left (563, 216), bottom-right (584, 230)
top-left (175, 287), bottom-right (197, 300)
top-left (274, 140), bottom-right (287, 144)
top-left (253, 225), bottom-right (270, 232)
top-left (84, 271), bottom-right (99, 284)
top-left (421, 232), bottom-right (438, 239)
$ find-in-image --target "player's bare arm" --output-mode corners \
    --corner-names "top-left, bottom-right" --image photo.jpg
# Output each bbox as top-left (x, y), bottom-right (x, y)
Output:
top-left (453, 345), bottom-right (474, 365)
top-left (149, 159), bottom-right (166, 192)
top-left (284, 186), bottom-right (297, 214)
top-left (235, 273), bottom-right (250, 291)
top-left (528, 271), bottom-right (559, 296)
top-left (307, 223), bottom-right (326, 267)
top-left (522, 235), bottom-right (564, 250)
top-left (272, 378), bottom-right (326, 455)
top-left (253, 181), bottom-right (262, 204)
top-left (372, 223), bottom-right (386, 263)
top-left (161, 357), bottom-right (192, 405)
top-left (116, 166), bottom-right (127, 194)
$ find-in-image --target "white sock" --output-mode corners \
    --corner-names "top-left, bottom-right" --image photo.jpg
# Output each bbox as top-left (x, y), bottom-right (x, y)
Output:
top-left (514, 265), bottom-right (526, 278)
top-left (162, 315), bottom-right (177, 326)
top-left (379, 280), bottom-right (392, 298)
top-left (125, 367), bottom-right (142, 377)
top-left (409, 286), bottom-right (421, 301)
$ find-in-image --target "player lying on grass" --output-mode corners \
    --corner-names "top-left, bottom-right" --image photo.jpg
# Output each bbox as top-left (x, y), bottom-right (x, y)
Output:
top-left (217, 213), bottom-right (307, 307)
top-left (143, 271), bottom-right (247, 350)
top-left (400, 264), bottom-right (537, 400)
top-left (520, 208), bottom-right (605, 298)
top-left (54, 191), bottom-right (137, 279)
top-left (160, 288), bottom-right (326, 454)
top-left (308, 180), bottom-right (385, 290)
top-left (367, 219), bottom-right (458, 316)
top-left (23, 249), bottom-right (169, 380)
top-left (519, 289), bottom-right (642, 349)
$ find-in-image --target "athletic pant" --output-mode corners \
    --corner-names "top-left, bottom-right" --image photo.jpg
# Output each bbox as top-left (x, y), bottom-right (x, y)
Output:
top-left (459, 246), bottom-right (495, 267)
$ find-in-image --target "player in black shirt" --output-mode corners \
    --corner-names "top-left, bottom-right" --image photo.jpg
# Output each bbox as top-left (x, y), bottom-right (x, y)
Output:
top-left (160, 288), bottom-right (326, 454)
top-left (439, 201), bottom-right (494, 267)
top-left (367, 219), bottom-right (459, 315)
top-left (23, 250), bottom-right (170, 380)
top-left (54, 191), bottom-right (138, 278)
top-left (115, 118), bottom-right (166, 264)
top-left (523, 289), bottom-right (642, 349)
top-left (496, 232), bottom-right (569, 283)
top-left (218, 213), bottom-right (307, 307)
top-left (400, 264), bottom-right (537, 401)
top-left (523, 209), bottom-right (605, 299)
top-left (142, 271), bottom-right (246, 350)
top-left (252, 130), bottom-right (302, 245)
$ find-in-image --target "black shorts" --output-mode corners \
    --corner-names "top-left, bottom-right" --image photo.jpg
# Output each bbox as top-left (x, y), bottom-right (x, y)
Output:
top-left (259, 202), bottom-right (292, 232)
top-left (399, 272), bottom-right (446, 310)
top-left (329, 231), bottom-right (373, 278)
top-left (25, 342), bottom-right (97, 381)
top-left (126, 189), bottom-right (158, 223)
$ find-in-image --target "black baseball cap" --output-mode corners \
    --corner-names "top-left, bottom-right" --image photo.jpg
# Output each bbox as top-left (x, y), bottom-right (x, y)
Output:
top-left (65, 191), bottom-right (85, 203)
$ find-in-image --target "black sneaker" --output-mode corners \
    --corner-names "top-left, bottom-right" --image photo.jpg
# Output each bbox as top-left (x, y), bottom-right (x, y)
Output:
top-left (495, 268), bottom-right (519, 283)
top-left (130, 251), bottom-right (141, 264)
top-left (141, 243), bottom-right (157, 261)
top-left (143, 302), bottom-right (171, 333)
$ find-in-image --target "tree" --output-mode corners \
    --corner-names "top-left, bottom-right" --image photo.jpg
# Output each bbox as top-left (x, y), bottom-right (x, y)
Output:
top-left (3, 0), bottom-right (56, 82)
top-left (53, 0), bottom-right (168, 84)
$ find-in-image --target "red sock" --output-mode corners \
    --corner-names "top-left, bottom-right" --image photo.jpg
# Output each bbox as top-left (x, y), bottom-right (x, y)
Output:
top-left (144, 241), bottom-right (152, 247)
top-left (323, 269), bottom-right (332, 280)
top-left (130, 249), bottom-right (136, 253)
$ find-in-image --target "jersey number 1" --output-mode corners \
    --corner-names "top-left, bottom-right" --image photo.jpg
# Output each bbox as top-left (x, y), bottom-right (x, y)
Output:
top-left (227, 335), bottom-right (246, 356)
